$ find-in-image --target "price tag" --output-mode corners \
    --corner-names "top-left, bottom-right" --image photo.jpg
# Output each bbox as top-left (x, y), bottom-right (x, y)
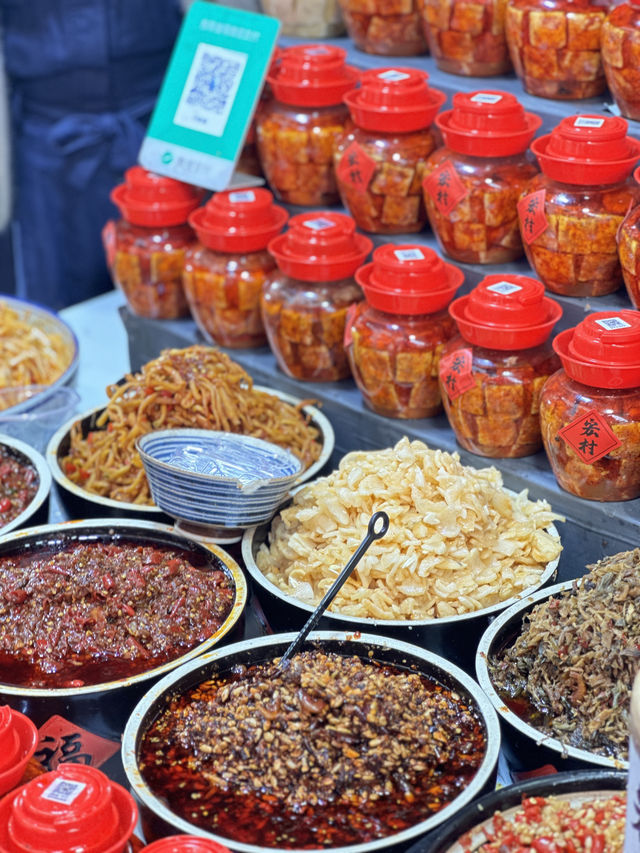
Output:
top-left (517, 189), bottom-right (548, 245)
top-left (423, 160), bottom-right (468, 216)
top-left (574, 116), bottom-right (605, 128)
top-left (35, 716), bottom-right (121, 773)
top-left (558, 409), bottom-right (621, 464)
top-left (470, 92), bottom-right (503, 104)
top-left (439, 349), bottom-right (476, 400)
top-left (394, 248), bottom-right (425, 262)
top-left (228, 190), bottom-right (256, 203)
top-left (139, 1), bottom-right (280, 191)
top-left (336, 142), bottom-right (377, 193)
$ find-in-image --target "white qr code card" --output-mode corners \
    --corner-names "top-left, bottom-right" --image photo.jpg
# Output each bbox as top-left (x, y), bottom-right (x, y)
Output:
top-left (139, 1), bottom-right (279, 191)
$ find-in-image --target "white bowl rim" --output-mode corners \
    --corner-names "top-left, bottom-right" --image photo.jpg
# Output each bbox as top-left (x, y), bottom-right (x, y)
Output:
top-left (475, 577), bottom-right (628, 771)
top-left (0, 433), bottom-right (52, 536)
top-left (121, 629), bottom-right (502, 853)
top-left (241, 485), bottom-right (561, 629)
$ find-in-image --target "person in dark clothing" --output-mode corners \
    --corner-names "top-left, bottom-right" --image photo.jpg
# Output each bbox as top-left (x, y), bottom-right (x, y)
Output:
top-left (0, 1), bottom-right (182, 310)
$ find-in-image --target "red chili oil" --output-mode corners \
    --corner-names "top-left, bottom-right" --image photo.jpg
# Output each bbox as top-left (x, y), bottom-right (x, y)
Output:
top-left (139, 655), bottom-right (487, 849)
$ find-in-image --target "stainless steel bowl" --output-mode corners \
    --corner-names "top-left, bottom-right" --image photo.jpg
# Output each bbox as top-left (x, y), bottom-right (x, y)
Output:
top-left (0, 518), bottom-right (247, 750)
top-left (122, 631), bottom-right (501, 853)
top-left (476, 579), bottom-right (628, 773)
top-left (0, 434), bottom-right (51, 535)
top-left (241, 500), bottom-right (561, 673)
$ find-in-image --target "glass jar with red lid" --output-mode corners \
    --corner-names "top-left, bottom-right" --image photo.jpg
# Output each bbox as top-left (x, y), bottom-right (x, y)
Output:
top-left (504, 0), bottom-right (608, 100)
top-left (440, 274), bottom-right (562, 458)
top-left (540, 310), bottom-right (640, 501)
top-left (418, 0), bottom-right (513, 76)
top-left (104, 167), bottom-right (202, 320)
top-left (602, 1), bottom-right (640, 121)
top-left (334, 67), bottom-right (445, 234)
top-left (183, 189), bottom-right (288, 349)
top-left (0, 764), bottom-right (140, 853)
top-left (255, 45), bottom-right (357, 207)
top-left (337, 0), bottom-right (428, 56)
top-left (618, 167), bottom-right (640, 309)
top-left (421, 91), bottom-right (541, 265)
top-left (262, 212), bottom-right (372, 381)
top-left (519, 114), bottom-right (640, 298)
top-left (345, 244), bottom-right (462, 418)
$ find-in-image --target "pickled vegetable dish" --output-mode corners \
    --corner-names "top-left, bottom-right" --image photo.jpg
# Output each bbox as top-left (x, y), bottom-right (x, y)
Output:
top-left (0, 447), bottom-right (39, 528)
top-left (0, 539), bottom-right (235, 688)
top-left (139, 651), bottom-right (486, 848)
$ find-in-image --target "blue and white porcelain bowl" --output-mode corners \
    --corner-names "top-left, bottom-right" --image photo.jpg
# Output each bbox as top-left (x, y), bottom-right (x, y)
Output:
top-left (136, 429), bottom-right (302, 529)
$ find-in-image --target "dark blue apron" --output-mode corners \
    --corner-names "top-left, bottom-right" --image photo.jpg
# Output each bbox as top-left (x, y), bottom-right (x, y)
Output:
top-left (2, 0), bottom-right (181, 309)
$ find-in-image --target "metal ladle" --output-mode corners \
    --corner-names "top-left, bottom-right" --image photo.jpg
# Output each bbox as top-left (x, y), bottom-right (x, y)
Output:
top-left (276, 510), bottom-right (390, 669)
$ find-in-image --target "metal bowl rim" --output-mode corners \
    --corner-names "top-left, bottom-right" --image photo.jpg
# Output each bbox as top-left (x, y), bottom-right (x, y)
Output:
top-left (475, 577), bottom-right (628, 771)
top-left (0, 517), bottom-right (248, 697)
top-left (122, 629), bottom-right (501, 853)
top-left (0, 434), bottom-right (52, 536)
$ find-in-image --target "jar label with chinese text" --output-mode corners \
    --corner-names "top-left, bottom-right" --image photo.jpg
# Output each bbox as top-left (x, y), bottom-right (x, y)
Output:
top-left (337, 142), bottom-right (377, 193)
top-left (35, 715), bottom-right (121, 773)
top-left (424, 161), bottom-right (468, 216)
top-left (558, 409), bottom-right (622, 464)
top-left (439, 349), bottom-right (476, 399)
top-left (517, 189), bottom-right (548, 245)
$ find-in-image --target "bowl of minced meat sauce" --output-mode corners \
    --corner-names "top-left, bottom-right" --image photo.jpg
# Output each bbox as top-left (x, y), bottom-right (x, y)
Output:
top-left (0, 436), bottom-right (51, 534)
top-left (0, 519), bottom-right (246, 737)
top-left (123, 632), bottom-right (501, 853)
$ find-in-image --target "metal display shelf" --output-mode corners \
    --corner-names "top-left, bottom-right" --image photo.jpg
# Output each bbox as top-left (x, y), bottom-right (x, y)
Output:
top-left (121, 32), bottom-right (640, 584)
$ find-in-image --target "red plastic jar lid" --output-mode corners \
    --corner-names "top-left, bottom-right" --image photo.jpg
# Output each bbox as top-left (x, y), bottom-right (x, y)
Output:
top-left (111, 166), bottom-right (203, 228)
top-left (436, 90), bottom-right (542, 157)
top-left (267, 44), bottom-right (358, 107)
top-left (268, 212), bottom-right (372, 282)
top-left (554, 310), bottom-right (640, 388)
top-left (0, 764), bottom-right (138, 853)
top-left (532, 115), bottom-right (640, 186)
top-left (356, 244), bottom-right (463, 314)
top-left (188, 188), bottom-right (288, 253)
top-left (143, 837), bottom-right (231, 853)
top-left (0, 706), bottom-right (38, 798)
top-left (344, 68), bottom-right (446, 134)
top-left (449, 274), bottom-right (562, 350)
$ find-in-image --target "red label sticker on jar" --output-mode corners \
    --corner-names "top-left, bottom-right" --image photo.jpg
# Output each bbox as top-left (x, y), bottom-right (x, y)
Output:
top-left (337, 142), bottom-right (377, 193)
top-left (558, 409), bottom-right (622, 464)
top-left (518, 189), bottom-right (548, 245)
top-left (423, 161), bottom-right (468, 216)
top-left (344, 303), bottom-right (357, 349)
top-left (439, 349), bottom-right (476, 400)
top-left (35, 716), bottom-right (120, 773)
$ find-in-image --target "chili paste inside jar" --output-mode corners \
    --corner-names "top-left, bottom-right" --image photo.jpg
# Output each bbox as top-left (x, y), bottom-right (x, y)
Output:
top-left (0, 446), bottom-right (39, 528)
top-left (0, 537), bottom-right (235, 688)
top-left (139, 650), bottom-right (487, 848)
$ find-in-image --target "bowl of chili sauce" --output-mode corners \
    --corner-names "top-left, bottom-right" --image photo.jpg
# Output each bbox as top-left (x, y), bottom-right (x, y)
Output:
top-left (0, 518), bottom-right (247, 750)
top-left (0, 434), bottom-right (51, 535)
top-left (122, 631), bottom-right (501, 852)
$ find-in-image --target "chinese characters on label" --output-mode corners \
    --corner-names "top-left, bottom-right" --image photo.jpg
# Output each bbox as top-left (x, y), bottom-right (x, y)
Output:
top-left (424, 161), bottom-right (468, 216)
top-left (517, 189), bottom-right (548, 245)
top-left (35, 716), bottom-right (121, 772)
top-left (337, 142), bottom-right (376, 193)
top-left (439, 349), bottom-right (476, 400)
top-left (558, 409), bottom-right (621, 464)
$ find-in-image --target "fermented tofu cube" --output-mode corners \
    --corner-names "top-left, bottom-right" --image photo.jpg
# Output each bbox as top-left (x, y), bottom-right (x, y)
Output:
top-left (277, 127), bottom-right (310, 164)
top-left (611, 64), bottom-right (640, 100)
top-left (298, 344), bottom-right (334, 371)
top-left (484, 382), bottom-right (524, 416)
top-left (342, 0), bottom-right (377, 13)
top-left (558, 49), bottom-right (602, 82)
top-left (320, 310), bottom-right (347, 347)
top-left (515, 414), bottom-right (542, 446)
top-left (408, 162), bottom-right (426, 195)
top-left (446, 193), bottom-right (474, 222)
top-left (280, 308), bottom-right (315, 345)
top-left (556, 212), bottom-right (619, 255)
top-left (534, 212), bottom-right (559, 251)
top-left (309, 125), bottom-right (342, 164)
top-left (369, 382), bottom-right (401, 412)
top-left (567, 11), bottom-right (604, 50)
top-left (342, 189), bottom-right (384, 227)
top-left (114, 252), bottom-right (141, 289)
top-left (488, 218), bottom-right (523, 251)
top-left (409, 379), bottom-right (441, 414)
top-left (453, 221), bottom-right (487, 251)
top-left (610, 421), bottom-right (640, 456)
top-left (458, 382), bottom-right (485, 416)
top-left (359, 347), bottom-right (394, 384)
top-left (625, 32), bottom-right (640, 65)
top-left (377, 0), bottom-right (413, 12)
top-left (151, 251), bottom-right (183, 283)
top-left (476, 415), bottom-right (519, 446)
top-left (451, 1), bottom-right (485, 35)
top-left (505, 6), bottom-right (524, 50)
top-left (381, 195), bottom-right (421, 227)
top-left (449, 401), bottom-right (477, 439)
top-left (491, 0), bottom-right (508, 34)
top-left (237, 275), bottom-right (264, 312)
top-left (274, 333), bottom-right (296, 365)
top-left (440, 28), bottom-right (475, 60)
top-left (529, 10), bottom-right (566, 49)
top-left (574, 251), bottom-right (621, 284)
top-left (483, 188), bottom-right (518, 227)
top-left (395, 349), bottom-right (433, 384)
top-left (619, 232), bottom-right (640, 277)
top-left (601, 22), bottom-right (625, 68)
top-left (527, 245), bottom-right (574, 286)
top-left (342, 10), bottom-right (370, 40)
top-left (423, 0), bottom-right (452, 30)
top-left (523, 44), bottom-right (559, 78)
top-left (601, 190), bottom-right (635, 216)
top-left (530, 375), bottom-right (548, 414)
top-left (370, 161), bottom-right (414, 197)
top-left (271, 162), bottom-right (299, 192)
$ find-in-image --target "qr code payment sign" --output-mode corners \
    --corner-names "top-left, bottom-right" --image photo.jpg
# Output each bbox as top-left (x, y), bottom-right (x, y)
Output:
top-left (174, 42), bottom-right (247, 137)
